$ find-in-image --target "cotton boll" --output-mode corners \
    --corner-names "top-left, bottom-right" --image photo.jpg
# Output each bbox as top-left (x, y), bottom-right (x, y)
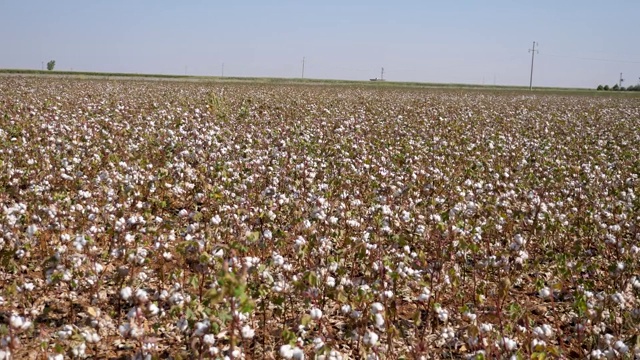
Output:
top-left (479, 323), bottom-right (493, 333)
top-left (313, 337), bottom-right (325, 350)
top-left (291, 347), bottom-right (305, 360)
top-left (280, 344), bottom-right (294, 359)
top-left (497, 337), bottom-right (517, 351)
top-left (119, 323), bottom-right (131, 337)
top-left (203, 334), bottom-right (215, 345)
top-left (57, 325), bottom-right (74, 339)
top-left (176, 318), bottom-right (188, 332)
top-left (363, 331), bottom-right (379, 346)
top-left (72, 343), bottom-right (86, 358)
top-left (82, 330), bottom-right (101, 343)
top-left (374, 313), bottom-right (385, 328)
top-left (464, 312), bottom-right (477, 322)
top-left (341, 304), bottom-right (351, 314)
top-left (614, 340), bottom-right (628, 354)
top-left (310, 307), bottom-right (323, 320)
top-left (326, 276), bottom-right (336, 287)
top-left (241, 325), bottom-right (255, 339)
top-left (9, 315), bottom-right (24, 329)
top-left (193, 320), bottom-right (210, 337)
top-left (120, 287), bottom-right (133, 301)
top-left (22, 283), bottom-right (35, 292)
top-left (135, 288), bottom-right (149, 303)
top-left (370, 302), bottom-right (384, 314)
top-left (539, 287), bottom-right (551, 299)
top-left (436, 307), bottom-right (449, 322)
top-left (148, 303), bottom-right (160, 316)
top-left (130, 325), bottom-right (145, 339)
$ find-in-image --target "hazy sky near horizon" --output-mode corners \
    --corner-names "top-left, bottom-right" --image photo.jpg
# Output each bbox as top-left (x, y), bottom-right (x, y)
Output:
top-left (1, 1), bottom-right (639, 88)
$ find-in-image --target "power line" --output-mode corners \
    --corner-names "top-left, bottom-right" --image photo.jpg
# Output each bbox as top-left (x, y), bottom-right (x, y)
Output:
top-left (528, 41), bottom-right (538, 91)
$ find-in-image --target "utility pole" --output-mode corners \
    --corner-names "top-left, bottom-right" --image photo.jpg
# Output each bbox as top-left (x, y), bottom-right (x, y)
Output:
top-left (529, 41), bottom-right (538, 91)
top-left (619, 73), bottom-right (623, 88)
top-left (381, 67), bottom-right (384, 80)
top-left (302, 57), bottom-right (305, 78)
top-left (41, 61), bottom-right (44, 71)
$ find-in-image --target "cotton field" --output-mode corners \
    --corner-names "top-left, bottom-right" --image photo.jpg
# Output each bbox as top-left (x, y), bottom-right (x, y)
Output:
top-left (0, 77), bottom-right (639, 359)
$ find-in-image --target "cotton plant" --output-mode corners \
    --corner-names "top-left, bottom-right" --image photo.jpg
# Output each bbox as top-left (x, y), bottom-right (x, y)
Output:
top-left (0, 314), bottom-right (33, 359)
top-left (1, 77), bottom-right (640, 358)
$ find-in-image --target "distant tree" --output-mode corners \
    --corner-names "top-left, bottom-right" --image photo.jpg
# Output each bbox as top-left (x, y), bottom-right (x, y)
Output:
top-left (46, 60), bottom-right (56, 71)
top-left (620, 86), bottom-right (626, 91)
top-left (597, 85), bottom-right (604, 91)
top-left (603, 85), bottom-right (610, 91)
top-left (612, 84), bottom-right (619, 91)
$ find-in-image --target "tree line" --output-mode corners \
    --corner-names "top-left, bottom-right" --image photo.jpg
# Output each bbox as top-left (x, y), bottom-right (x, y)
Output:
top-left (597, 83), bottom-right (640, 91)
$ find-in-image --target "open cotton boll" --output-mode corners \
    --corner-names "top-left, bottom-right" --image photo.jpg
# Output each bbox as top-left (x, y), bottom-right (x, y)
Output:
top-left (374, 313), bottom-right (385, 328)
top-left (135, 288), bottom-right (149, 303)
top-left (363, 331), bottom-right (379, 346)
top-left (241, 325), bottom-right (255, 339)
top-left (120, 287), bottom-right (132, 301)
top-left (539, 287), bottom-right (551, 299)
top-left (370, 302), bottom-right (384, 314)
top-left (310, 307), bottom-right (323, 320)
top-left (9, 315), bottom-right (25, 330)
top-left (280, 344), bottom-right (294, 359)
top-left (203, 334), bottom-right (215, 345)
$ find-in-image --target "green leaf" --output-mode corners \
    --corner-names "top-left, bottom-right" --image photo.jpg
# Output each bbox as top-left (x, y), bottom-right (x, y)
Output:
top-left (272, 296), bottom-right (285, 306)
top-left (301, 314), bottom-right (312, 326)
top-left (218, 309), bottom-right (232, 323)
top-left (240, 300), bottom-right (255, 314)
top-left (189, 275), bottom-right (199, 289)
top-left (198, 253), bottom-right (210, 264)
top-left (210, 322), bottom-right (220, 334)
top-left (282, 329), bottom-right (297, 344)
top-left (508, 302), bottom-right (521, 318)
top-left (185, 308), bottom-right (195, 320)
top-left (574, 294), bottom-right (587, 316)
top-left (531, 352), bottom-right (546, 360)
top-left (204, 288), bottom-right (222, 304)
top-left (246, 231), bottom-right (260, 242)
top-left (308, 272), bottom-right (318, 287)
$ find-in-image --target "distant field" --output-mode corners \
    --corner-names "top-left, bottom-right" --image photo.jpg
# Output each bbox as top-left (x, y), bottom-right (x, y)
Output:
top-left (4, 68), bottom-right (637, 96)
top-left (1, 76), bottom-right (639, 359)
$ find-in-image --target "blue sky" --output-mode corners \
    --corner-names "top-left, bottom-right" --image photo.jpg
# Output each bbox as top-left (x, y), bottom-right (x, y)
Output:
top-left (1, 1), bottom-right (639, 88)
